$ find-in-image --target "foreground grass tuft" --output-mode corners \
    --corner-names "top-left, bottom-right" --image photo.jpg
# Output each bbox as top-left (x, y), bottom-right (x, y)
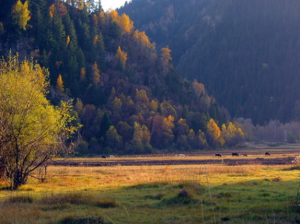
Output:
top-left (5, 195), bottom-right (34, 203)
top-left (40, 192), bottom-right (118, 209)
top-left (41, 192), bottom-right (91, 205)
top-left (158, 181), bottom-right (202, 206)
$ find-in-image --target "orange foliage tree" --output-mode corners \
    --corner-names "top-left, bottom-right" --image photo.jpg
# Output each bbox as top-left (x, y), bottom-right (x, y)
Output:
top-left (207, 118), bottom-right (224, 148)
top-left (56, 74), bottom-right (64, 92)
top-left (115, 46), bottom-right (128, 71)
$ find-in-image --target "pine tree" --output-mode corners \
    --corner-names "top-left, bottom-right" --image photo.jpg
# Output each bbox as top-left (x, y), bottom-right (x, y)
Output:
top-left (99, 112), bottom-right (112, 138)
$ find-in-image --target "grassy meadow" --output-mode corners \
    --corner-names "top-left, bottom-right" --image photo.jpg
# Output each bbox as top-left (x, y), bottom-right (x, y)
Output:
top-left (0, 152), bottom-right (299, 224)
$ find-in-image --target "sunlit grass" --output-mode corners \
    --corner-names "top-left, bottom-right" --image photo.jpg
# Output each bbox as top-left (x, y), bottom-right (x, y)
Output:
top-left (0, 153), bottom-right (299, 223)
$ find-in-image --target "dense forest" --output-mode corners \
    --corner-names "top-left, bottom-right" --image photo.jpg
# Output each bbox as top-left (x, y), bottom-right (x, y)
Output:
top-left (2, 0), bottom-right (300, 155)
top-left (0, 0), bottom-right (248, 155)
top-left (119, 0), bottom-right (300, 125)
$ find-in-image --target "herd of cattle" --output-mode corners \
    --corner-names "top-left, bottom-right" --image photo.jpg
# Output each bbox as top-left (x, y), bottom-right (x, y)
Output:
top-left (101, 152), bottom-right (272, 159)
top-left (215, 152), bottom-right (271, 157)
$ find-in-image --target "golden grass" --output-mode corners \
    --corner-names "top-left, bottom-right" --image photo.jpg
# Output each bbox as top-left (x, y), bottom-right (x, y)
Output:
top-left (0, 153), bottom-right (299, 223)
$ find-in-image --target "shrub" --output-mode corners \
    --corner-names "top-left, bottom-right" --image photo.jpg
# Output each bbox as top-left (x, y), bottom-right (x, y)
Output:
top-left (95, 199), bottom-right (118, 208)
top-left (160, 191), bottom-right (198, 206)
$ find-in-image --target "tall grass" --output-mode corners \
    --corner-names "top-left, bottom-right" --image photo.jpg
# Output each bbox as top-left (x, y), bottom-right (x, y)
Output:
top-left (0, 155), bottom-right (298, 223)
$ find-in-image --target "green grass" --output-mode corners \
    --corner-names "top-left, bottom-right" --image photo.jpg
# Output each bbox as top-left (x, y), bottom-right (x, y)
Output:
top-left (0, 156), bottom-right (299, 223)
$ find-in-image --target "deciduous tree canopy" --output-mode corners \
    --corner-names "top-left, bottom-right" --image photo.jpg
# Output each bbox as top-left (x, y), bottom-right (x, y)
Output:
top-left (0, 55), bottom-right (80, 190)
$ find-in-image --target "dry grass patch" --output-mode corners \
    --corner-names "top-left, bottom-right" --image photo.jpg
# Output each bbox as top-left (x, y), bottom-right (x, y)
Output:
top-left (0, 155), bottom-right (299, 224)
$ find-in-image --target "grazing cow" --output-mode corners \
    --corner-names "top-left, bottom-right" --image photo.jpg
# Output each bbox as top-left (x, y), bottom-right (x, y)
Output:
top-left (232, 152), bottom-right (239, 156)
top-left (109, 155), bottom-right (115, 158)
top-left (265, 152), bottom-right (270, 156)
top-left (102, 155), bottom-right (106, 158)
top-left (178, 190), bottom-right (188, 198)
top-left (179, 154), bottom-right (185, 157)
top-left (243, 154), bottom-right (247, 157)
top-left (215, 153), bottom-right (222, 157)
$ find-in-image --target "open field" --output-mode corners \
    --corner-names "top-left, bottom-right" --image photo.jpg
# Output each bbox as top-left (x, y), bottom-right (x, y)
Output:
top-left (0, 150), bottom-right (299, 224)
top-left (52, 149), bottom-right (300, 166)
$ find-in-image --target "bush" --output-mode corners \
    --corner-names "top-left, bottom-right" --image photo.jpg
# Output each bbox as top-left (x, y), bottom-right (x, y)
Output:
top-left (160, 190), bottom-right (198, 206)
top-left (95, 198), bottom-right (118, 208)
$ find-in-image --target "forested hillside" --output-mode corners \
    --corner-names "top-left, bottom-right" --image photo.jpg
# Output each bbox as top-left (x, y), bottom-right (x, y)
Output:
top-left (119, 0), bottom-right (300, 124)
top-left (0, 0), bottom-right (248, 155)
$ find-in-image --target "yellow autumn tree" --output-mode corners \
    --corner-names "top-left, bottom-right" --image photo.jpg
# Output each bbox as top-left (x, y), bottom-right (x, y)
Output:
top-left (99, 11), bottom-right (105, 27)
top-left (49, 4), bottom-right (55, 19)
top-left (80, 67), bottom-right (86, 82)
top-left (107, 10), bottom-right (134, 34)
top-left (92, 14), bottom-right (99, 27)
top-left (0, 54), bottom-right (80, 189)
top-left (66, 35), bottom-right (71, 46)
top-left (115, 46), bottom-right (127, 71)
top-left (162, 115), bottom-right (175, 147)
top-left (133, 30), bottom-right (155, 50)
top-left (11, 0), bottom-right (31, 31)
top-left (74, 98), bottom-right (84, 116)
top-left (160, 47), bottom-right (172, 74)
top-left (195, 130), bottom-right (208, 149)
top-left (108, 10), bottom-right (119, 23)
top-left (111, 97), bottom-right (122, 113)
top-left (105, 126), bottom-right (122, 150)
top-left (56, 74), bottom-right (64, 92)
top-left (176, 118), bottom-right (189, 136)
top-left (119, 13), bottom-right (134, 33)
top-left (193, 80), bottom-right (206, 97)
top-left (132, 122), bottom-right (150, 145)
top-left (207, 118), bottom-right (224, 148)
top-left (92, 62), bottom-right (100, 85)
top-left (93, 35), bottom-right (99, 46)
top-left (222, 122), bottom-right (245, 147)
top-left (135, 89), bottom-right (149, 115)
top-left (149, 100), bottom-right (158, 113)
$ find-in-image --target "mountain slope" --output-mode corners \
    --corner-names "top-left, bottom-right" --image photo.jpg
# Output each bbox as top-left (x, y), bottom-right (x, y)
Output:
top-left (0, 0), bottom-right (233, 154)
top-left (119, 0), bottom-right (300, 124)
